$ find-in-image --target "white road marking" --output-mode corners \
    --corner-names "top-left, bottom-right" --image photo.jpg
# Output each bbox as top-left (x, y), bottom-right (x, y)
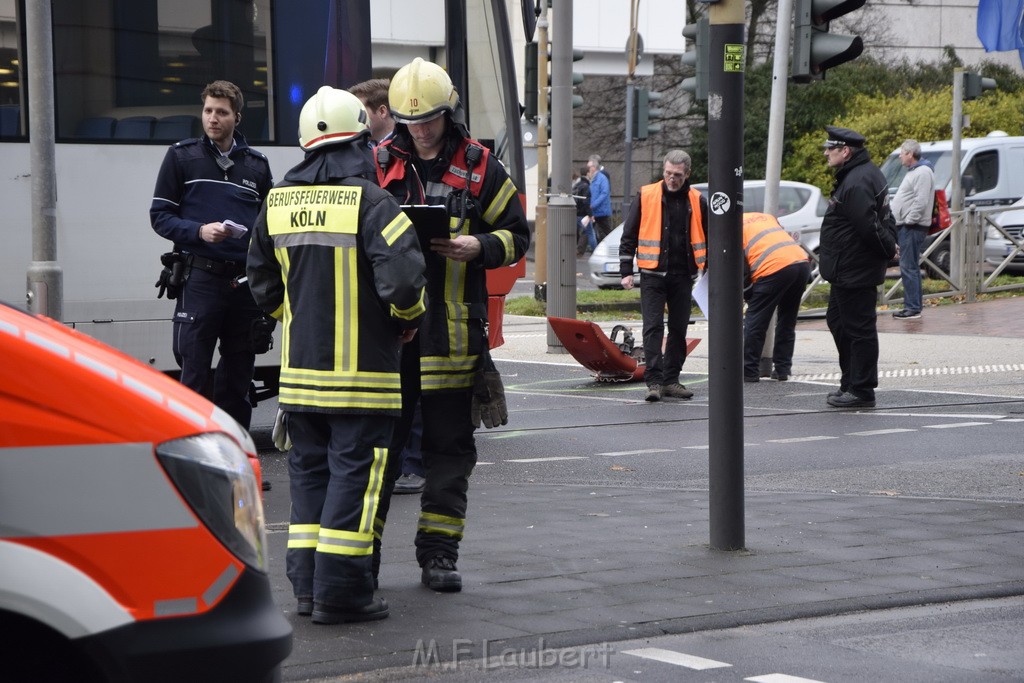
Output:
top-left (767, 435), bottom-right (839, 443)
top-left (847, 428), bottom-right (917, 436)
top-left (869, 412), bottom-right (1005, 419)
top-left (746, 674), bottom-right (826, 683)
top-left (599, 448), bottom-right (675, 456)
top-left (922, 421), bottom-right (991, 429)
top-left (621, 648), bottom-right (731, 670)
top-left (506, 456), bottom-right (587, 463)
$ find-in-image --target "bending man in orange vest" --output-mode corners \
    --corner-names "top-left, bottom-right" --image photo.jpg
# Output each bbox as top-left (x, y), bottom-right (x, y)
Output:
top-left (741, 213), bottom-right (812, 383)
top-left (619, 149), bottom-right (708, 402)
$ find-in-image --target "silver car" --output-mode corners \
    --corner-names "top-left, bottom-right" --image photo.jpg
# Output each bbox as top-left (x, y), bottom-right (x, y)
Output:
top-left (985, 198), bottom-right (1024, 273)
top-left (588, 180), bottom-right (826, 288)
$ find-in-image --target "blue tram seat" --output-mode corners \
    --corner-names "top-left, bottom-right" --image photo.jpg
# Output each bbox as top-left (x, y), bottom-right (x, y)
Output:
top-left (113, 115), bottom-right (157, 140)
top-left (0, 105), bottom-right (20, 138)
top-left (153, 115), bottom-right (200, 141)
top-left (75, 116), bottom-right (117, 139)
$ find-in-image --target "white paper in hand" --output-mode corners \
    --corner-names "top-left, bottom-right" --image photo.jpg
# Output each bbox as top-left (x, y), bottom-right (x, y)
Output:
top-left (223, 219), bottom-right (248, 239)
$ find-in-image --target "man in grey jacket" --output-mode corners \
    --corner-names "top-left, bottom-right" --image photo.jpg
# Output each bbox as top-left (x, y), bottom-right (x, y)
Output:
top-left (890, 139), bottom-right (934, 319)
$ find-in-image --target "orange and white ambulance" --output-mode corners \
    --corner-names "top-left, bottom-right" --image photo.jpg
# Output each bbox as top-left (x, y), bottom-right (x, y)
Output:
top-left (0, 301), bottom-right (291, 682)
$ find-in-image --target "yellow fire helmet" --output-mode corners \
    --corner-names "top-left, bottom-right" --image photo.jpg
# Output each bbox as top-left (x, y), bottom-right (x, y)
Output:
top-left (388, 57), bottom-right (460, 125)
top-left (298, 86), bottom-right (369, 151)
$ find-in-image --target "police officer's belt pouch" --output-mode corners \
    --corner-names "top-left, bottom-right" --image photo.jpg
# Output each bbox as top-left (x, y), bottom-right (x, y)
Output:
top-left (155, 252), bottom-right (185, 300)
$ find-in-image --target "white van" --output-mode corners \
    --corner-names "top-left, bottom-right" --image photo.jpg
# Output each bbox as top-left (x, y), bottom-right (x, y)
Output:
top-left (879, 132), bottom-right (1024, 276)
top-left (880, 132), bottom-right (1024, 207)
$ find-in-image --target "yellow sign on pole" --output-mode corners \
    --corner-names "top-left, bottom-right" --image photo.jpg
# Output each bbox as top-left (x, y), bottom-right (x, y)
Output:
top-left (724, 44), bottom-right (745, 72)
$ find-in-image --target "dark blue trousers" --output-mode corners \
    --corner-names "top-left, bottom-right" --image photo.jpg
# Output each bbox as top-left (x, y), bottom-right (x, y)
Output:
top-left (172, 269), bottom-right (261, 428)
top-left (639, 271), bottom-right (693, 387)
top-left (744, 261), bottom-right (812, 378)
top-left (826, 284), bottom-right (880, 400)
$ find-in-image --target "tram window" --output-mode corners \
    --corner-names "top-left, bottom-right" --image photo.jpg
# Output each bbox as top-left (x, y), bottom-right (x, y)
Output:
top-left (0, 1), bottom-right (24, 141)
top-left (51, 0), bottom-right (272, 143)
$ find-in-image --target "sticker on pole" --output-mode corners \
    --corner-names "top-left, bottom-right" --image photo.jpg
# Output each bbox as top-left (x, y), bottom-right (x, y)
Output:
top-left (710, 192), bottom-right (731, 215)
top-left (724, 44), bottom-right (745, 72)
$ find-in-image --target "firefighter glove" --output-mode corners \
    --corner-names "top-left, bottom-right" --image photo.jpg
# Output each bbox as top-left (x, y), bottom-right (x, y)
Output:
top-left (272, 409), bottom-right (292, 452)
top-left (471, 370), bottom-right (508, 429)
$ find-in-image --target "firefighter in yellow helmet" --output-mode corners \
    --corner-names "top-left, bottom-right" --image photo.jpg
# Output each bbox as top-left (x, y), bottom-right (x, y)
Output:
top-left (247, 86), bottom-right (427, 624)
top-left (373, 58), bottom-right (529, 593)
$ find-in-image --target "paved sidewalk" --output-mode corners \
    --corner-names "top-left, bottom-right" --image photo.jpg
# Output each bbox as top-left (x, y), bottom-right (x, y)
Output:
top-left (278, 299), bottom-right (1024, 680)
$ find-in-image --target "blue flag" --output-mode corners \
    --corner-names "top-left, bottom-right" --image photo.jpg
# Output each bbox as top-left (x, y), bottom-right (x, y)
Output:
top-left (977, 0), bottom-right (1024, 66)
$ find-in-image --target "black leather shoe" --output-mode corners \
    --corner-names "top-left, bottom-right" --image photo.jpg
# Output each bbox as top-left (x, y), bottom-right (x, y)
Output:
top-left (422, 556), bottom-right (462, 592)
top-left (770, 371), bottom-right (788, 381)
top-left (827, 388), bottom-right (845, 399)
top-left (311, 597), bottom-right (389, 624)
top-left (743, 375), bottom-right (759, 383)
top-left (296, 597), bottom-right (313, 616)
top-left (826, 391), bottom-right (875, 408)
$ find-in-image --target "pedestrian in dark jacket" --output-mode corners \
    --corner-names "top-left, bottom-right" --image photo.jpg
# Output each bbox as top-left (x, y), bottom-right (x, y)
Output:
top-left (818, 126), bottom-right (897, 409)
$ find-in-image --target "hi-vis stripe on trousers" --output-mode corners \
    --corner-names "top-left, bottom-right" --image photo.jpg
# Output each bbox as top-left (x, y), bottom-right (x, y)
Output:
top-left (284, 412), bottom-right (393, 608)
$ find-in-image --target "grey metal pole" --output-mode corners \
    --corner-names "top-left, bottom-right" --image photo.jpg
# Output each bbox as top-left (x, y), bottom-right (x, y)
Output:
top-left (623, 80), bottom-right (634, 220)
top-left (545, 0), bottom-right (575, 351)
top-left (25, 0), bottom-right (62, 318)
top-left (707, 0), bottom-right (746, 552)
top-left (950, 69), bottom-right (964, 289)
top-left (758, 0), bottom-right (795, 377)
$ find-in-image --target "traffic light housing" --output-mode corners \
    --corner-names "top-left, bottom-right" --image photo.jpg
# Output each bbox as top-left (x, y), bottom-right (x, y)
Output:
top-left (963, 72), bottom-right (997, 100)
top-left (681, 18), bottom-right (709, 101)
top-left (571, 48), bottom-right (585, 109)
top-left (524, 42), bottom-right (538, 121)
top-left (791, 0), bottom-right (865, 82)
top-left (633, 87), bottom-right (665, 139)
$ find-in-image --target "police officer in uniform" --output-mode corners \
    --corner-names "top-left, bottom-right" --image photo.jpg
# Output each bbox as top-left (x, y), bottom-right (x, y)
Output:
top-left (373, 58), bottom-right (530, 592)
top-left (247, 87), bottom-right (427, 624)
top-left (150, 80), bottom-right (273, 430)
top-left (818, 126), bottom-right (897, 408)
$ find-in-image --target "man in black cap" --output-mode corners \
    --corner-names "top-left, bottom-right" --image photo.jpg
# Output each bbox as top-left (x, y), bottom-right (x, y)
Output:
top-left (818, 125), bottom-right (897, 408)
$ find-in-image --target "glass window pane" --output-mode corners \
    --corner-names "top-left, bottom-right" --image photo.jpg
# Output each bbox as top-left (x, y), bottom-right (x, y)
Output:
top-left (53, 0), bottom-right (271, 143)
top-left (0, 0), bottom-right (24, 140)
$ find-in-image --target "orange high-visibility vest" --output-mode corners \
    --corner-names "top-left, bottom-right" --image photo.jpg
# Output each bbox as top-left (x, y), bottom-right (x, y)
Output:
top-left (636, 184), bottom-right (705, 270)
top-left (741, 212), bottom-right (809, 283)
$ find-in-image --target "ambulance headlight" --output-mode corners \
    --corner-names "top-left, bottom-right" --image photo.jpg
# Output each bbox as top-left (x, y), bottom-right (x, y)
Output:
top-left (157, 432), bottom-right (267, 571)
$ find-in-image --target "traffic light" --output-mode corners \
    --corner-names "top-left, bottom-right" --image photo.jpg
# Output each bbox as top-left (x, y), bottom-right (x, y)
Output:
top-left (572, 48), bottom-right (585, 109)
top-left (791, 0), bottom-right (865, 82)
top-left (633, 87), bottom-right (665, 139)
top-left (963, 72), bottom-right (997, 100)
top-left (524, 42), bottom-right (538, 121)
top-left (681, 18), bottom-right (709, 101)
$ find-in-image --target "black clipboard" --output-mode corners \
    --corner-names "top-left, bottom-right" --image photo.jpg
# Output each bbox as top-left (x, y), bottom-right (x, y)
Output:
top-left (401, 205), bottom-right (451, 247)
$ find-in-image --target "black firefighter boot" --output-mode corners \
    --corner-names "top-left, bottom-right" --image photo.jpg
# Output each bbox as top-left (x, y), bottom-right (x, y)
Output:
top-left (421, 555), bottom-right (462, 592)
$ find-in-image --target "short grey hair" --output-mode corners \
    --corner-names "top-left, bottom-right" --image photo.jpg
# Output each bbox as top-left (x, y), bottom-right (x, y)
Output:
top-left (588, 154), bottom-right (602, 166)
top-left (664, 149), bottom-right (691, 170)
top-left (901, 139), bottom-right (921, 159)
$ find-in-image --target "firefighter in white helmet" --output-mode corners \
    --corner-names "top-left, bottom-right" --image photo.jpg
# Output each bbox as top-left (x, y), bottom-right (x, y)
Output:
top-left (248, 86), bottom-right (427, 624)
top-left (373, 58), bottom-right (529, 593)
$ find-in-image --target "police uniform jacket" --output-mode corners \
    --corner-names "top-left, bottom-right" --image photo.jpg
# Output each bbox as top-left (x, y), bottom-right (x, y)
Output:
top-left (375, 129), bottom-right (530, 393)
top-left (151, 131), bottom-right (273, 264)
top-left (818, 147), bottom-right (897, 289)
top-left (247, 143), bottom-right (427, 415)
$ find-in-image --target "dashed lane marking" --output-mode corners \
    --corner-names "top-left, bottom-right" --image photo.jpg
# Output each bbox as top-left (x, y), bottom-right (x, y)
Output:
top-left (746, 674), bottom-right (826, 683)
top-left (800, 363), bottom-right (1024, 381)
top-left (766, 435), bottom-right (839, 443)
top-left (922, 421), bottom-right (991, 429)
top-left (621, 648), bottom-right (731, 670)
top-left (506, 456), bottom-right (587, 463)
top-left (847, 428), bottom-right (916, 436)
top-left (599, 448), bottom-right (675, 456)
